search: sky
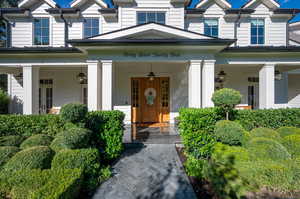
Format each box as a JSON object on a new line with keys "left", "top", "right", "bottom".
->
{"left": 54, "top": 0, "right": 300, "bottom": 22}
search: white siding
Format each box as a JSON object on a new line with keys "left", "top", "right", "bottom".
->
{"left": 11, "top": 19, "right": 33, "bottom": 47}
{"left": 8, "top": 74, "right": 24, "bottom": 114}
{"left": 69, "top": 21, "right": 83, "bottom": 39}
{"left": 288, "top": 74, "right": 300, "bottom": 108}
{"left": 52, "top": 18, "right": 65, "bottom": 47}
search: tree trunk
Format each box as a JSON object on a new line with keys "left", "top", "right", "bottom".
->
{"left": 226, "top": 111, "right": 229, "bottom": 120}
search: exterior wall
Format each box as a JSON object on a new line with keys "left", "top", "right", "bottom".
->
{"left": 113, "top": 62, "right": 188, "bottom": 123}
{"left": 288, "top": 73, "right": 300, "bottom": 107}
{"left": 8, "top": 74, "right": 24, "bottom": 114}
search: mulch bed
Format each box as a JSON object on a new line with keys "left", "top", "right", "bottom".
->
{"left": 175, "top": 146, "right": 300, "bottom": 199}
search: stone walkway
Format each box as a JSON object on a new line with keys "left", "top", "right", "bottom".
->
{"left": 93, "top": 144, "right": 197, "bottom": 199}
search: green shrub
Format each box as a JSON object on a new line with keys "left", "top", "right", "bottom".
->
{"left": 182, "top": 130, "right": 215, "bottom": 159}
{"left": 212, "top": 88, "right": 242, "bottom": 120}
{"left": 0, "top": 114, "right": 64, "bottom": 137}
{"left": 235, "top": 108, "right": 300, "bottom": 131}
{"left": 277, "top": 127, "right": 300, "bottom": 138}
{"left": 50, "top": 127, "right": 91, "bottom": 152}
{"left": 0, "top": 146, "right": 19, "bottom": 167}
{"left": 247, "top": 138, "right": 291, "bottom": 161}
{"left": 30, "top": 169, "right": 83, "bottom": 199}
{"left": 0, "top": 135, "right": 25, "bottom": 147}
{"left": 52, "top": 149, "right": 100, "bottom": 192}
{"left": 250, "top": 127, "right": 281, "bottom": 140}
{"left": 282, "top": 135, "right": 300, "bottom": 158}
{"left": 212, "top": 143, "right": 250, "bottom": 163}
{"left": 60, "top": 103, "right": 88, "bottom": 124}
{"left": 214, "top": 120, "right": 248, "bottom": 146}
{"left": 179, "top": 108, "right": 223, "bottom": 134}
{"left": 0, "top": 89, "right": 9, "bottom": 114}
{"left": 3, "top": 146, "right": 54, "bottom": 172}
{"left": 20, "top": 134, "right": 53, "bottom": 149}
{"left": 86, "top": 111, "right": 125, "bottom": 161}
{"left": 184, "top": 155, "right": 206, "bottom": 178}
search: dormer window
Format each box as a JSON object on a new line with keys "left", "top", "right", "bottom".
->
{"left": 84, "top": 18, "right": 99, "bottom": 38}
{"left": 251, "top": 19, "right": 265, "bottom": 45}
{"left": 33, "top": 18, "right": 49, "bottom": 46}
{"left": 204, "top": 19, "right": 219, "bottom": 37}
{"left": 137, "top": 12, "right": 166, "bottom": 25}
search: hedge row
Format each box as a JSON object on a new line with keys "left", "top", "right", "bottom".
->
{"left": 0, "top": 115, "right": 65, "bottom": 137}
{"left": 179, "top": 108, "right": 300, "bottom": 133}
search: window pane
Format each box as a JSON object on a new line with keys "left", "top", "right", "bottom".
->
{"left": 204, "top": 19, "right": 218, "bottom": 37}
{"left": 258, "top": 27, "right": 264, "bottom": 36}
{"left": 34, "top": 18, "right": 49, "bottom": 45}
{"left": 251, "top": 27, "right": 257, "bottom": 36}
{"left": 157, "top": 13, "right": 165, "bottom": 24}
{"left": 258, "top": 36, "right": 264, "bottom": 44}
{"left": 42, "top": 36, "right": 49, "bottom": 45}
{"left": 92, "top": 19, "right": 99, "bottom": 27}
{"left": 251, "top": 36, "right": 257, "bottom": 44}
{"left": 212, "top": 28, "right": 218, "bottom": 37}
{"left": 137, "top": 12, "right": 146, "bottom": 24}
{"left": 42, "top": 18, "right": 49, "bottom": 27}
{"left": 41, "top": 28, "right": 49, "bottom": 36}
{"left": 147, "top": 12, "right": 156, "bottom": 22}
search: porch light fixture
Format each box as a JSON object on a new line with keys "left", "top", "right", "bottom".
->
{"left": 147, "top": 64, "right": 155, "bottom": 81}
{"left": 77, "top": 72, "right": 87, "bottom": 84}
{"left": 217, "top": 70, "right": 227, "bottom": 82}
{"left": 275, "top": 70, "right": 282, "bottom": 81}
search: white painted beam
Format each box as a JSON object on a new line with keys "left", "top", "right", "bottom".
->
{"left": 102, "top": 60, "right": 113, "bottom": 111}
{"left": 88, "top": 60, "right": 101, "bottom": 111}
{"left": 188, "top": 60, "right": 202, "bottom": 108}
{"left": 202, "top": 60, "right": 215, "bottom": 108}
{"left": 23, "top": 65, "right": 39, "bottom": 115}
{"left": 259, "top": 63, "right": 275, "bottom": 109}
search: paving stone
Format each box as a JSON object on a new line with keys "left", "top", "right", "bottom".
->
{"left": 93, "top": 144, "right": 196, "bottom": 199}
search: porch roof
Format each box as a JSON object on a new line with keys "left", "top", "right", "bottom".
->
{"left": 222, "top": 46, "right": 300, "bottom": 53}
{"left": 0, "top": 47, "right": 82, "bottom": 54}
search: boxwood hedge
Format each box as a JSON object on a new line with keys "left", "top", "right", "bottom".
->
{"left": 250, "top": 127, "right": 281, "bottom": 140}
{"left": 20, "top": 134, "right": 53, "bottom": 150}
{"left": 277, "top": 127, "right": 300, "bottom": 138}
{"left": 0, "top": 146, "right": 19, "bottom": 168}
{"left": 0, "top": 135, "right": 25, "bottom": 147}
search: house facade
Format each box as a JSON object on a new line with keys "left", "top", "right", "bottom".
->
{"left": 0, "top": 0, "right": 300, "bottom": 124}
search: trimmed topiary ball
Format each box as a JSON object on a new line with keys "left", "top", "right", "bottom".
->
{"left": 0, "top": 135, "right": 25, "bottom": 147}
{"left": 250, "top": 127, "right": 281, "bottom": 140}
{"left": 277, "top": 127, "right": 300, "bottom": 138}
{"left": 212, "top": 143, "right": 250, "bottom": 162}
{"left": 282, "top": 135, "right": 300, "bottom": 158}
{"left": 50, "top": 127, "right": 92, "bottom": 152}
{"left": 3, "top": 146, "right": 54, "bottom": 172}
{"left": 51, "top": 148, "right": 101, "bottom": 192}
{"left": 60, "top": 103, "right": 88, "bottom": 124}
{"left": 20, "top": 134, "right": 53, "bottom": 149}
{"left": 247, "top": 137, "right": 291, "bottom": 161}
{"left": 214, "top": 120, "right": 248, "bottom": 146}
{"left": 0, "top": 146, "right": 19, "bottom": 167}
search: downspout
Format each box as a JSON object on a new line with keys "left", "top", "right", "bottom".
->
{"left": 286, "top": 9, "right": 297, "bottom": 46}
{"left": 234, "top": 11, "right": 242, "bottom": 47}
{"left": 59, "top": 10, "right": 68, "bottom": 47}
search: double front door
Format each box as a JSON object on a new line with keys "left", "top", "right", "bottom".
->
{"left": 39, "top": 79, "right": 53, "bottom": 114}
{"left": 131, "top": 77, "right": 170, "bottom": 124}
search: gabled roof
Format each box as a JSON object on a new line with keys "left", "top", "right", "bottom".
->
{"left": 84, "top": 23, "right": 218, "bottom": 40}
{"left": 196, "top": 0, "right": 231, "bottom": 9}
{"left": 242, "top": 0, "right": 280, "bottom": 9}
{"left": 18, "top": 0, "right": 57, "bottom": 8}
{"left": 70, "top": 0, "right": 107, "bottom": 8}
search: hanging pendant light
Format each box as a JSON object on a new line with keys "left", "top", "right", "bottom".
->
{"left": 77, "top": 68, "right": 87, "bottom": 84}
{"left": 147, "top": 64, "right": 155, "bottom": 81}
{"left": 275, "top": 70, "right": 282, "bottom": 81}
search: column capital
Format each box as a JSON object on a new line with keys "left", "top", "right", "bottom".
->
{"left": 87, "top": 60, "right": 100, "bottom": 64}
{"left": 189, "top": 60, "right": 202, "bottom": 64}
{"left": 203, "top": 60, "right": 216, "bottom": 64}
{"left": 101, "top": 60, "right": 113, "bottom": 64}
{"left": 264, "top": 63, "right": 276, "bottom": 67}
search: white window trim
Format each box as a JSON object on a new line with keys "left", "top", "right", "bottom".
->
{"left": 250, "top": 18, "right": 266, "bottom": 46}
{"left": 134, "top": 8, "right": 169, "bottom": 26}
{"left": 32, "top": 16, "right": 52, "bottom": 47}
{"left": 203, "top": 18, "right": 219, "bottom": 37}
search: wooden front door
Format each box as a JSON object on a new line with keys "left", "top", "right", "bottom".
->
{"left": 131, "top": 77, "right": 170, "bottom": 124}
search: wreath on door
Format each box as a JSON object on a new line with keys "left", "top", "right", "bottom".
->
{"left": 144, "top": 88, "right": 157, "bottom": 106}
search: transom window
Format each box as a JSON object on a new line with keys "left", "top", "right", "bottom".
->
{"left": 84, "top": 18, "right": 99, "bottom": 38}
{"left": 251, "top": 19, "right": 265, "bottom": 45}
{"left": 204, "top": 19, "right": 219, "bottom": 37}
{"left": 34, "top": 18, "right": 49, "bottom": 45}
{"left": 137, "top": 12, "right": 166, "bottom": 25}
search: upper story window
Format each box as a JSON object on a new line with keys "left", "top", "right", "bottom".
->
{"left": 251, "top": 19, "right": 265, "bottom": 45}
{"left": 204, "top": 19, "right": 219, "bottom": 37}
{"left": 84, "top": 18, "right": 99, "bottom": 38}
{"left": 137, "top": 12, "right": 166, "bottom": 25}
{"left": 34, "top": 18, "right": 49, "bottom": 46}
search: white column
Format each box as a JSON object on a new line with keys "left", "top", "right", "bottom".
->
{"left": 102, "top": 60, "right": 113, "bottom": 111}
{"left": 88, "top": 60, "right": 101, "bottom": 111}
{"left": 23, "top": 65, "right": 39, "bottom": 115}
{"left": 188, "top": 60, "right": 202, "bottom": 108}
{"left": 259, "top": 63, "right": 275, "bottom": 109}
{"left": 202, "top": 60, "right": 215, "bottom": 108}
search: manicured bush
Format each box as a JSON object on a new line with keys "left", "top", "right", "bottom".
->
{"left": 60, "top": 103, "right": 88, "bottom": 124}
{"left": 3, "top": 146, "right": 54, "bottom": 172}
{"left": 212, "top": 88, "right": 242, "bottom": 120}
{"left": 184, "top": 155, "right": 206, "bottom": 178}
{"left": 0, "top": 146, "right": 19, "bottom": 167}
{"left": 182, "top": 130, "right": 215, "bottom": 159}
{"left": 250, "top": 127, "right": 281, "bottom": 140}
{"left": 179, "top": 108, "right": 223, "bottom": 134}
{"left": 277, "top": 127, "right": 300, "bottom": 138}
{"left": 0, "top": 114, "right": 64, "bottom": 137}
{"left": 52, "top": 149, "right": 101, "bottom": 192}
{"left": 212, "top": 143, "right": 250, "bottom": 163}
{"left": 50, "top": 127, "right": 91, "bottom": 152}
{"left": 20, "top": 134, "right": 53, "bottom": 149}
{"left": 30, "top": 169, "right": 83, "bottom": 199}
{"left": 214, "top": 120, "right": 248, "bottom": 146}
{"left": 0, "top": 135, "right": 25, "bottom": 147}
{"left": 235, "top": 108, "right": 300, "bottom": 131}
{"left": 0, "top": 89, "right": 10, "bottom": 114}
{"left": 282, "top": 135, "right": 300, "bottom": 158}
{"left": 246, "top": 138, "right": 291, "bottom": 161}
{"left": 86, "top": 111, "right": 125, "bottom": 161}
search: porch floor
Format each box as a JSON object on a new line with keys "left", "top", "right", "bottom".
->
{"left": 123, "top": 124, "right": 181, "bottom": 144}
